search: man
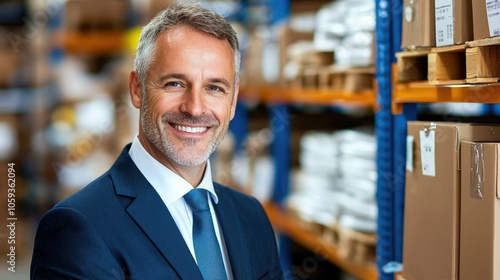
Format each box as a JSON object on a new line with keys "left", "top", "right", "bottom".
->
{"left": 31, "top": 3, "right": 283, "bottom": 279}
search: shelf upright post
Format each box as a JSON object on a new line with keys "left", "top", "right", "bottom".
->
{"left": 390, "top": 0, "right": 419, "bottom": 267}
{"left": 378, "top": 0, "right": 418, "bottom": 276}
{"left": 375, "top": 0, "right": 396, "bottom": 279}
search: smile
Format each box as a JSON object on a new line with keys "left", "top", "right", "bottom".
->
{"left": 173, "top": 124, "right": 208, "bottom": 133}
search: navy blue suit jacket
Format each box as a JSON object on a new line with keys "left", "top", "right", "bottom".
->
{"left": 31, "top": 145, "right": 283, "bottom": 279}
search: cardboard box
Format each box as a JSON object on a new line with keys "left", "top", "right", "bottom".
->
{"left": 403, "top": 121, "right": 500, "bottom": 280}
{"left": 460, "top": 141, "right": 500, "bottom": 280}
{"left": 472, "top": 0, "right": 500, "bottom": 40}
{"left": 401, "top": 0, "right": 436, "bottom": 49}
{"left": 434, "top": 0, "right": 473, "bottom": 46}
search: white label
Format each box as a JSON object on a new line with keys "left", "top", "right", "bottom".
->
{"left": 435, "top": 0, "right": 454, "bottom": 46}
{"left": 419, "top": 130, "right": 436, "bottom": 177}
{"left": 406, "top": 135, "right": 414, "bottom": 172}
{"left": 486, "top": 0, "right": 500, "bottom": 37}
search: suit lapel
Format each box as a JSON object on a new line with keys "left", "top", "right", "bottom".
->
{"left": 214, "top": 184, "right": 253, "bottom": 279}
{"left": 110, "top": 145, "right": 203, "bottom": 280}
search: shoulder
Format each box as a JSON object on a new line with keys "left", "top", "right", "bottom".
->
{"left": 56, "top": 171, "right": 115, "bottom": 211}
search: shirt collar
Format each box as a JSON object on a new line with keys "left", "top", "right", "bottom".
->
{"left": 128, "top": 136, "right": 219, "bottom": 205}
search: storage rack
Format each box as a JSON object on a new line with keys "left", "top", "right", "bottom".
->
{"left": 237, "top": 1, "right": 500, "bottom": 280}
{"left": 230, "top": 0, "right": 387, "bottom": 279}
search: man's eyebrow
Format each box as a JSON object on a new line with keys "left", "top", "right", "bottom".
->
{"left": 208, "top": 78, "right": 231, "bottom": 88}
{"left": 157, "top": 73, "right": 188, "bottom": 84}
{"left": 157, "top": 74, "right": 231, "bottom": 89}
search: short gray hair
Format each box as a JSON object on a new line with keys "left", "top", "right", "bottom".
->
{"left": 134, "top": 3, "right": 241, "bottom": 88}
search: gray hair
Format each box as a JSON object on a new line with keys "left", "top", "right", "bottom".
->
{"left": 134, "top": 2, "right": 241, "bottom": 88}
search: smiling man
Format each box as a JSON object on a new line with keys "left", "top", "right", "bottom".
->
{"left": 31, "top": 3, "right": 283, "bottom": 280}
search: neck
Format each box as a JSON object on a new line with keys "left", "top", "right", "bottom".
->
{"left": 138, "top": 133, "right": 207, "bottom": 187}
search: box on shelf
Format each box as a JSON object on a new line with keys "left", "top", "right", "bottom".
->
{"left": 460, "top": 141, "right": 500, "bottom": 280}
{"left": 434, "top": 0, "right": 473, "bottom": 47}
{"left": 472, "top": 0, "right": 500, "bottom": 40}
{"left": 401, "top": 0, "right": 436, "bottom": 49}
{"left": 64, "top": 0, "right": 130, "bottom": 30}
{"left": 403, "top": 121, "right": 500, "bottom": 280}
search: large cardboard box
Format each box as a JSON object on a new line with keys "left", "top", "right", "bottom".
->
{"left": 401, "top": 0, "right": 436, "bottom": 49}
{"left": 472, "top": 0, "right": 500, "bottom": 40}
{"left": 460, "top": 141, "right": 500, "bottom": 280}
{"left": 434, "top": 0, "right": 473, "bottom": 46}
{"left": 403, "top": 121, "right": 500, "bottom": 280}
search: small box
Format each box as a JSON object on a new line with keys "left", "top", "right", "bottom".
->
{"left": 434, "top": 0, "right": 473, "bottom": 47}
{"left": 472, "top": 0, "right": 500, "bottom": 40}
{"left": 403, "top": 121, "right": 500, "bottom": 280}
{"left": 460, "top": 141, "right": 500, "bottom": 280}
{"left": 401, "top": 0, "right": 436, "bottom": 49}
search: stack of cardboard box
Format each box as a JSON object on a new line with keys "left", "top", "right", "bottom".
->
{"left": 401, "top": 0, "right": 500, "bottom": 50}
{"left": 403, "top": 121, "right": 500, "bottom": 279}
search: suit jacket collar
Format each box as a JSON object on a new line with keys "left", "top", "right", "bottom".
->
{"left": 110, "top": 145, "right": 253, "bottom": 279}
{"left": 214, "top": 183, "right": 253, "bottom": 279}
{"left": 110, "top": 145, "right": 203, "bottom": 280}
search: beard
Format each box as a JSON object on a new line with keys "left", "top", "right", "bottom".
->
{"left": 140, "top": 94, "right": 229, "bottom": 166}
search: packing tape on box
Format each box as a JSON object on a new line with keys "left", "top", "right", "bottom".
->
{"left": 470, "top": 143, "right": 485, "bottom": 200}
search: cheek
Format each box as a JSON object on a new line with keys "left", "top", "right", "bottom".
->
{"left": 209, "top": 98, "right": 234, "bottom": 121}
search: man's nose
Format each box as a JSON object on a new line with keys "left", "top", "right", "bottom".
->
{"left": 179, "top": 88, "right": 206, "bottom": 116}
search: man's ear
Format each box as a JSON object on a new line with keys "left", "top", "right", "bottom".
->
{"left": 129, "top": 70, "right": 142, "bottom": 109}
{"left": 230, "top": 80, "right": 240, "bottom": 121}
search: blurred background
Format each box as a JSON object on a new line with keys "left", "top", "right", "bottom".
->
{"left": 0, "top": 0, "right": 414, "bottom": 279}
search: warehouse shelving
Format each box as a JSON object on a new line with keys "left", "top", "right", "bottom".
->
{"left": 236, "top": 85, "right": 377, "bottom": 279}
{"left": 264, "top": 202, "right": 378, "bottom": 280}
{"left": 231, "top": 0, "right": 383, "bottom": 278}
{"left": 383, "top": 1, "right": 500, "bottom": 280}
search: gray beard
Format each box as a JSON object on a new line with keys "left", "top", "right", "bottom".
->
{"left": 140, "top": 94, "right": 227, "bottom": 167}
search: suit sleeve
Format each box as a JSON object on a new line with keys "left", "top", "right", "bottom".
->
{"left": 30, "top": 207, "right": 124, "bottom": 280}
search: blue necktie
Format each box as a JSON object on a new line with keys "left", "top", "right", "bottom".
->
{"left": 184, "top": 189, "right": 228, "bottom": 280}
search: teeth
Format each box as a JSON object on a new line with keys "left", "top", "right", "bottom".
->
{"left": 174, "top": 125, "right": 207, "bottom": 133}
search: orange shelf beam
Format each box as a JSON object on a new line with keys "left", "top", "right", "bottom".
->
{"left": 391, "top": 63, "right": 500, "bottom": 114}
{"left": 240, "top": 86, "right": 375, "bottom": 107}
{"left": 392, "top": 82, "right": 500, "bottom": 114}
{"left": 263, "top": 203, "right": 378, "bottom": 280}
{"left": 54, "top": 30, "right": 126, "bottom": 55}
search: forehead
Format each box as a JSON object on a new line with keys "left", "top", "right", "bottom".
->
{"left": 153, "top": 25, "right": 234, "bottom": 69}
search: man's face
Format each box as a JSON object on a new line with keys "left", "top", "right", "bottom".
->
{"left": 137, "top": 25, "right": 238, "bottom": 167}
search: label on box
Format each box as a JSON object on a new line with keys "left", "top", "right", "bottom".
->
{"left": 419, "top": 130, "right": 436, "bottom": 177}
{"left": 435, "top": 0, "right": 454, "bottom": 46}
{"left": 486, "top": 0, "right": 500, "bottom": 37}
{"left": 406, "top": 135, "right": 414, "bottom": 172}
{"left": 485, "top": 0, "right": 500, "bottom": 37}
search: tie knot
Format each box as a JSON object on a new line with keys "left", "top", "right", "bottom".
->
{"left": 184, "top": 189, "right": 210, "bottom": 212}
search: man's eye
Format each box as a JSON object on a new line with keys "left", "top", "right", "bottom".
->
{"left": 166, "top": 81, "right": 181, "bottom": 87}
{"left": 208, "top": 85, "right": 222, "bottom": 92}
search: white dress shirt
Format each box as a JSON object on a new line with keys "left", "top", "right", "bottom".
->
{"left": 128, "top": 137, "right": 233, "bottom": 279}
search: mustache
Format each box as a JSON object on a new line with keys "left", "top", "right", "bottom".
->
{"left": 161, "top": 112, "right": 219, "bottom": 126}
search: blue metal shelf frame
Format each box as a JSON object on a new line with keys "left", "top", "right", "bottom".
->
{"left": 376, "top": 1, "right": 417, "bottom": 278}
{"left": 375, "top": 0, "right": 395, "bottom": 278}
